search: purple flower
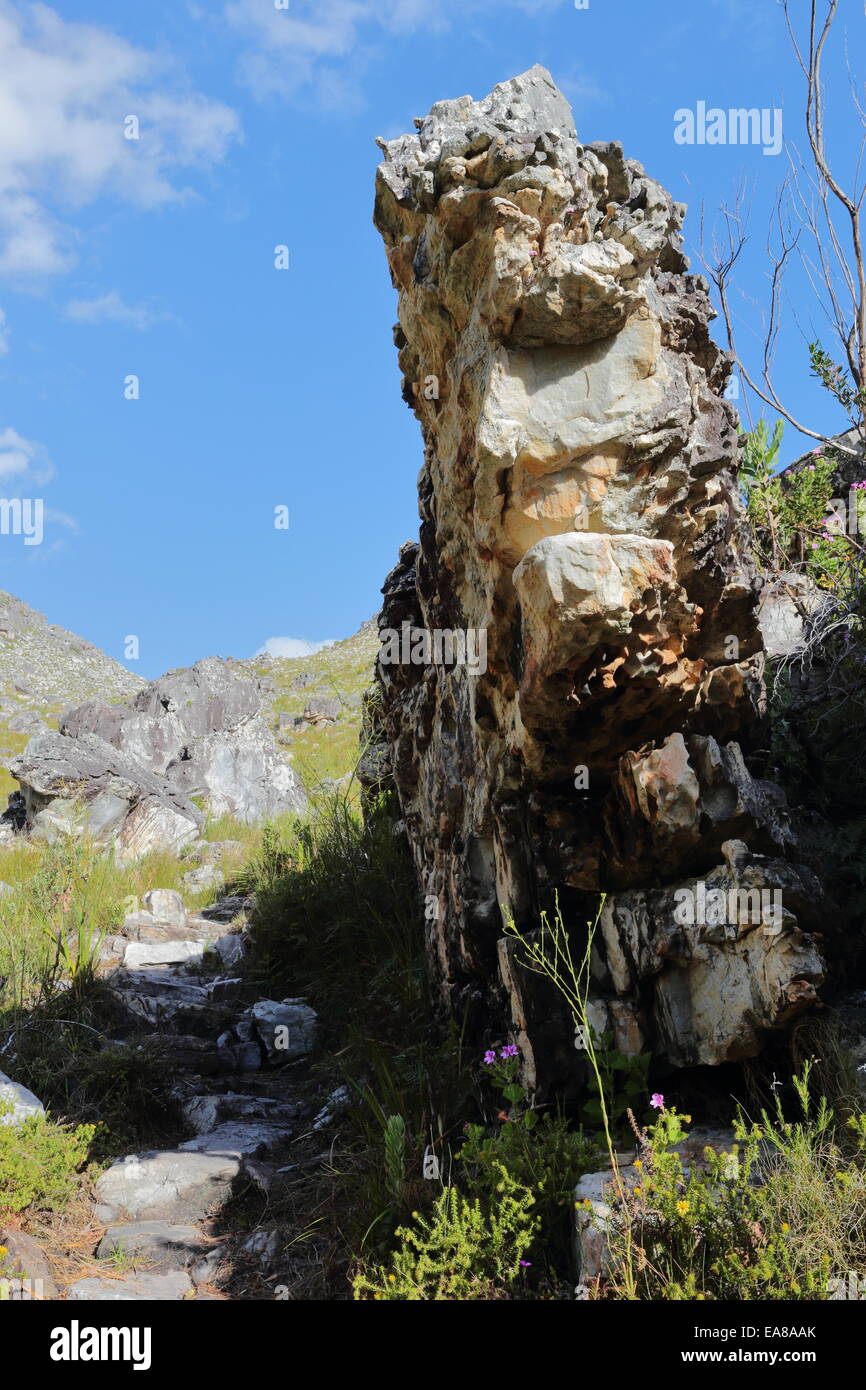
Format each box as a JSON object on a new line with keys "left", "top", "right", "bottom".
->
{"left": 500, "top": 1044, "right": 519, "bottom": 1059}
{"left": 519, "top": 1260, "right": 532, "bottom": 1267}
{"left": 650, "top": 1093, "right": 665, "bottom": 1110}
{"left": 483, "top": 1049, "right": 497, "bottom": 1066}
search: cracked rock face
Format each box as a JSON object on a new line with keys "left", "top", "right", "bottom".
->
{"left": 367, "top": 66, "right": 824, "bottom": 1077}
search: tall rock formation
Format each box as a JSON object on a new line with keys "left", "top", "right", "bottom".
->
{"left": 367, "top": 67, "right": 824, "bottom": 1083}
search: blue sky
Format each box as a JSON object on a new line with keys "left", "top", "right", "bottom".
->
{"left": 0, "top": 0, "right": 862, "bottom": 677}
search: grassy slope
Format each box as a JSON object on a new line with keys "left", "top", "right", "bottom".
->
{"left": 230, "top": 621, "right": 379, "bottom": 792}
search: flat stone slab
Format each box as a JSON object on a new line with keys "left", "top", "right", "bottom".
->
{"left": 97, "top": 1221, "right": 224, "bottom": 1281}
{"left": 67, "top": 1271, "right": 192, "bottom": 1301}
{"left": 180, "top": 1091, "right": 296, "bottom": 1135}
{"left": 178, "top": 1120, "right": 292, "bottom": 1160}
{"left": 123, "top": 940, "right": 206, "bottom": 970}
{"left": 110, "top": 970, "right": 211, "bottom": 1002}
{"left": 94, "top": 1149, "right": 241, "bottom": 1225}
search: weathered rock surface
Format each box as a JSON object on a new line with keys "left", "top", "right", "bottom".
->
{"left": 96, "top": 1221, "right": 225, "bottom": 1281}
{"left": 9, "top": 657, "right": 306, "bottom": 858}
{"left": 94, "top": 1150, "right": 242, "bottom": 1225}
{"left": 247, "top": 999, "right": 318, "bottom": 1064}
{"left": 0, "top": 1228, "right": 60, "bottom": 1299}
{"left": 366, "top": 66, "right": 825, "bottom": 1081}
{"left": 0, "top": 1069, "right": 45, "bottom": 1125}
{"left": 67, "top": 1271, "right": 193, "bottom": 1301}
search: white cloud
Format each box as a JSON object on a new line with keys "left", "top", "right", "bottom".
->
{"left": 0, "top": 1, "right": 240, "bottom": 276}
{"left": 223, "top": 0, "right": 562, "bottom": 106}
{"left": 64, "top": 290, "right": 174, "bottom": 331}
{"left": 255, "top": 636, "right": 336, "bottom": 659}
{"left": 0, "top": 307, "right": 8, "bottom": 354}
{"left": 0, "top": 425, "right": 54, "bottom": 487}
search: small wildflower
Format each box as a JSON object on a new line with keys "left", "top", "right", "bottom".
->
{"left": 650, "top": 1093, "right": 664, "bottom": 1110}
{"left": 781, "top": 1222, "right": 790, "bottom": 1232}
{"left": 388, "top": 1274, "right": 396, "bottom": 1282}
{"left": 519, "top": 1260, "right": 532, "bottom": 1267}
{"left": 500, "top": 1044, "right": 519, "bottom": 1059}
{"left": 634, "top": 1159, "right": 643, "bottom": 1169}
{"left": 633, "top": 1186, "right": 643, "bottom": 1196}
{"left": 677, "top": 1200, "right": 690, "bottom": 1215}
{"left": 483, "top": 1049, "right": 496, "bottom": 1065}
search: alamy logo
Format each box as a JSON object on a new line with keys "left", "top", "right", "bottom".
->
{"left": 827, "top": 1272, "right": 866, "bottom": 1300}
{"left": 50, "top": 1321, "right": 152, "bottom": 1371}
{"left": 673, "top": 882, "right": 783, "bottom": 935}
{"left": 0, "top": 1276, "right": 44, "bottom": 1300}
{"left": 826, "top": 488, "right": 866, "bottom": 536}
{"left": 0, "top": 497, "right": 43, "bottom": 545}
{"left": 674, "top": 103, "right": 783, "bottom": 156}
{"left": 379, "top": 622, "right": 487, "bottom": 676}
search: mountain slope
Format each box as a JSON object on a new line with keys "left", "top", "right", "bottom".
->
{"left": 0, "top": 592, "right": 146, "bottom": 799}
{"left": 0, "top": 592, "right": 380, "bottom": 804}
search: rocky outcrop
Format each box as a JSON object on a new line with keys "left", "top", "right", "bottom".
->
{"left": 366, "top": 66, "right": 825, "bottom": 1080}
{"left": 9, "top": 657, "right": 306, "bottom": 858}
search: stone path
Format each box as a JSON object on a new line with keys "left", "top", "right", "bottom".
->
{"left": 49, "top": 888, "right": 321, "bottom": 1301}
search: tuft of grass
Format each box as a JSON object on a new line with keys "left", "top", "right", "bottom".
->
{"left": 242, "top": 792, "right": 424, "bottom": 1039}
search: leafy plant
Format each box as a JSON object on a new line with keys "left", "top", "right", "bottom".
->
{"left": 599, "top": 1065, "right": 866, "bottom": 1301}
{"left": 383, "top": 1114, "right": 407, "bottom": 1204}
{"left": 0, "top": 1101, "right": 94, "bottom": 1213}
{"left": 353, "top": 1163, "right": 538, "bottom": 1300}
{"left": 580, "top": 1028, "right": 651, "bottom": 1132}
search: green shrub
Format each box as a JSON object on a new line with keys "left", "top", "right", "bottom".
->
{"left": 459, "top": 1043, "right": 598, "bottom": 1279}
{"left": 0, "top": 1102, "right": 94, "bottom": 1213}
{"left": 353, "top": 1163, "right": 538, "bottom": 1300}
{"left": 244, "top": 792, "right": 424, "bottom": 1041}
{"left": 602, "top": 1067, "right": 866, "bottom": 1300}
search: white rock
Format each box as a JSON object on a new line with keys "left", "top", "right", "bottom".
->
{"left": 67, "top": 1272, "right": 192, "bottom": 1301}
{"left": 0, "top": 1071, "right": 45, "bottom": 1126}
{"left": 249, "top": 999, "right": 318, "bottom": 1064}
{"left": 94, "top": 1150, "right": 241, "bottom": 1225}
{"left": 142, "top": 888, "right": 187, "bottom": 927}
{"left": 123, "top": 940, "right": 205, "bottom": 970}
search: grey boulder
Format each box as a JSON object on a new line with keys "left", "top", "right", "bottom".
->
{"left": 94, "top": 1149, "right": 241, "bottom": 1225}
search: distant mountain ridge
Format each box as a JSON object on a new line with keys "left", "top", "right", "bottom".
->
{"left": 0, "top": 592, "right": 379, "bottom": 801}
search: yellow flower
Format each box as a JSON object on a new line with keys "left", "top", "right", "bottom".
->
{"left": 683, "top": 1115, "right": 692, "bottom": 1124}
{"left": 677, "top": 1200, "right": 690, "bottom": 1215}
{"left": 781, "top": 1223, "right": 790, "bottom": 1233}
{"left": 633, "top": 1186, "right": 643, "bottom": 1196}
{"left": 634, "top": 1159, "right": 643, "bottom": 1169}
{"left": 388, "top": 1274, "right": 396, "bottom": 1282}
